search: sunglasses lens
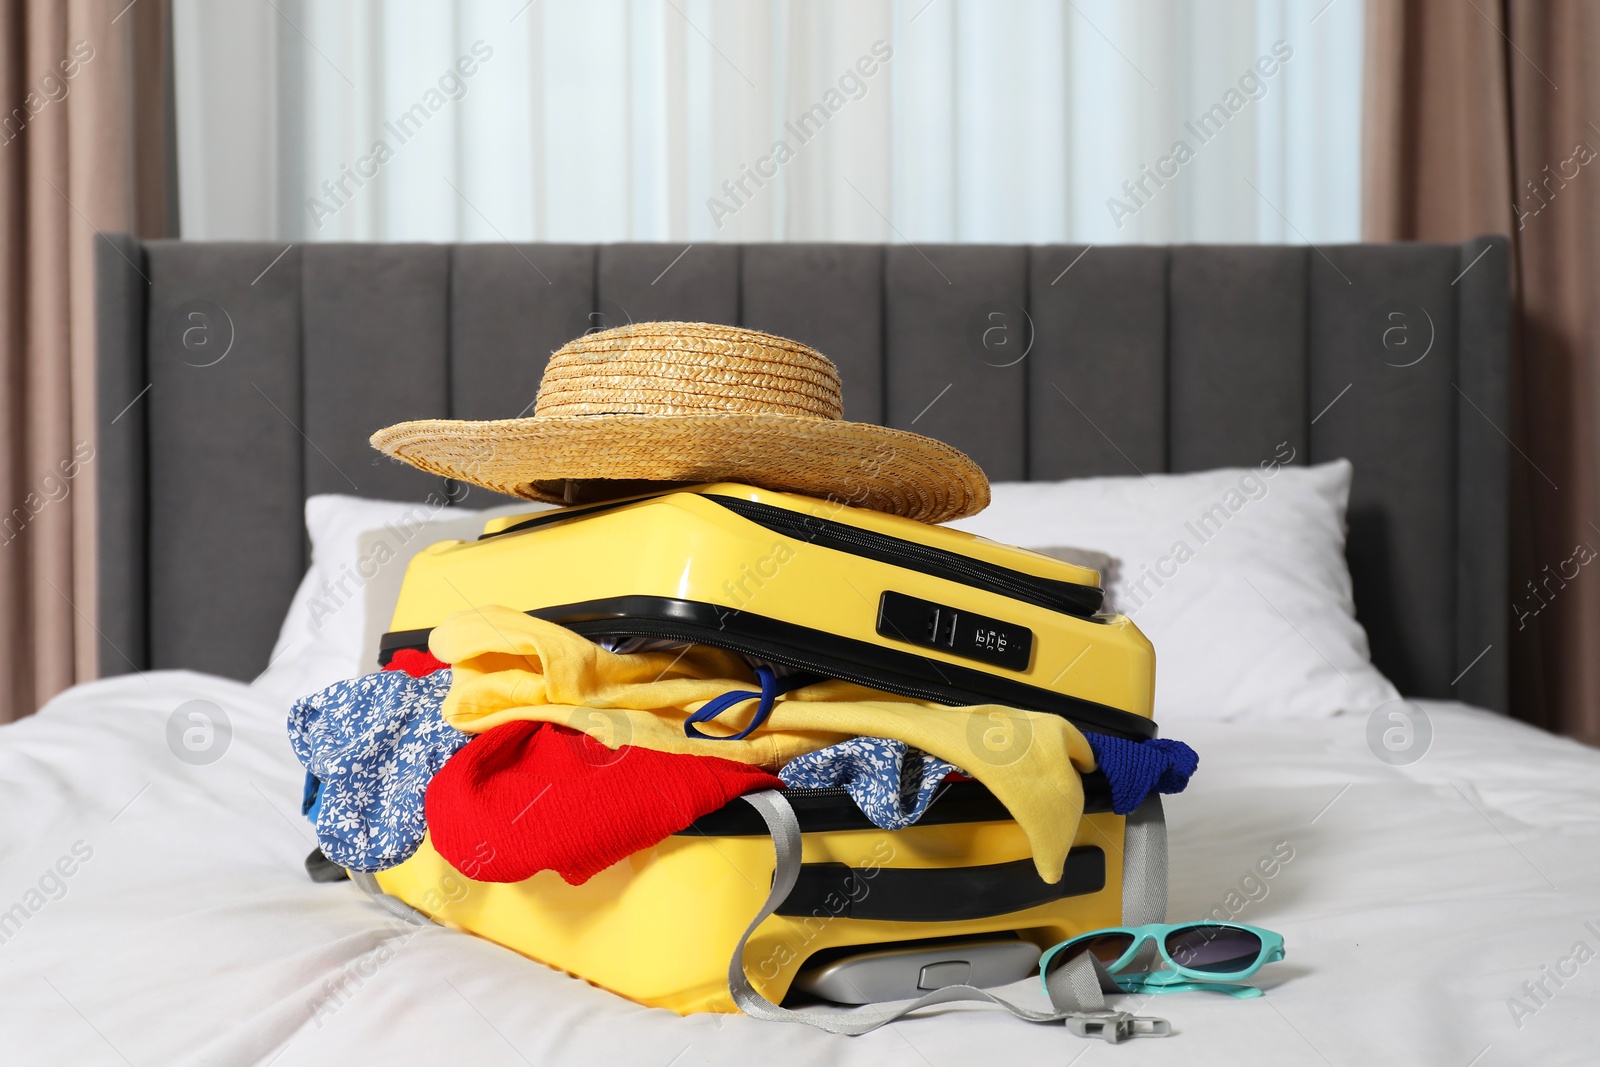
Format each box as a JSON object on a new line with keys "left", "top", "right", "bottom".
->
{"left": 1051, "top": 932, "right": 1136, "bottom": 971}
{"left": 1164, "top": 925, "right": 1263, "bottom": 973}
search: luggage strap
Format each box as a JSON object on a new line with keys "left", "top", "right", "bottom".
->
{"left": 727, "top": 790, "right": 1171, "bottom": 1040}
{"left": 347, "top": 791, "right": 1171, "bottom": 1040}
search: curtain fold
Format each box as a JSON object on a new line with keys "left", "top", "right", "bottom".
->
{"left": 173, "top": 0, "right": 1367, "bottom": 245}
{"left": 1363, "top": 0, "right": 1600, "bottom": 742}
{"left": 0, "top": 0, "right": 172, "bottom": 722}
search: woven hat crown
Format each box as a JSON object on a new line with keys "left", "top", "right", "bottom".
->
{"left": 535, "top": 321, "right": 844, "bottom": 420}
{"left": 370, "top": 319, "right": 991, "bottom": 523}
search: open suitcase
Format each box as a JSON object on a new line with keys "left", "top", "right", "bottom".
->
{"left": 362, "top": 483, "right": 1163, "bottom": 1014}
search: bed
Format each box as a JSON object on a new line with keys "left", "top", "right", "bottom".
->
{"left": 7, "top": 235, "right": 1594, "bottom": 1064}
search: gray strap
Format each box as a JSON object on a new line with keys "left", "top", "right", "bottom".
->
{"left": 1122, "top": 794, "right": 1168, "bottom": 927}
{"left": 350, "top": 870, "right": 435, "bottom": 926}
{"left": 729, "top": 790, "right": 1170, "bottom": 1041}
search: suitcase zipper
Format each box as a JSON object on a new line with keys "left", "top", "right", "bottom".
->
{"left": 705, "top": 495, "right": 1103, "bottom": 618}
{"left": 680, "top": 776, "right": 1115, "bottom": 836}
{"left": 381, "top": 594, "right": 1157, "bottom": 739}
{"left": 482, "top": 491, "right": 1102, "bottom": 618}
{"left": 550, "top": 609, "right": 1154, "bottom": 739}
{"left": 481, "top": 493, "right": 670, "bottom": 540}
{"left": 784, "top": 786, "right": 853, "bottom": 799}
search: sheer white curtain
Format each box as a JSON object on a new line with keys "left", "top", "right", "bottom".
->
{"left": 173, "top": 0, "right": 1363, "bottom": 244}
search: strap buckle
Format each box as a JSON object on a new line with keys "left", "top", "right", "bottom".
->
{"left": 1064, "top": 1011, "right": 1172, "bottom": 1043}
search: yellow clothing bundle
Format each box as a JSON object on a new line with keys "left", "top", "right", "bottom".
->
{"left": 431, "top": 604, "right": 1095, "bottom": 882}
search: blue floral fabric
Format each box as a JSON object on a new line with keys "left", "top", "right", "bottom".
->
{"left": 288, "top": 669, "right": 469, "bottom": 872}
{"left": 779, "top": 737, "right": 960, "bottom": 830}
{"left": 779, "top": 732, "right": 1200, "bottom": 828}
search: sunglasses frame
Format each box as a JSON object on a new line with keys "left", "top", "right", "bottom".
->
{"left": 1039, "top": 922, "right": 1285, "bottom": 988}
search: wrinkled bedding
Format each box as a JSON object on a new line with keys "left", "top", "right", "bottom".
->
{"left": 0, "top": 671, "right": 1595, "bottom": 1065}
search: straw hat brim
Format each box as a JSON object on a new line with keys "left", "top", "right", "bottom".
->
{"left": 370, "top": 413, "right": 990, "bottom": 524}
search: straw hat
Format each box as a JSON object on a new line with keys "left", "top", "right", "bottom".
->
{"left": 369, "top": 321, "right": 989, "bottom": 524}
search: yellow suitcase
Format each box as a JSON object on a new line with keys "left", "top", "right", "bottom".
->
{"left": 363, "top": 483, "right": 1162, "bottom": 1014}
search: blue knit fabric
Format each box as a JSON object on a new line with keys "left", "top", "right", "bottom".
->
{"left": 1084, "top": 733, "right": 1200, "bottom": 815}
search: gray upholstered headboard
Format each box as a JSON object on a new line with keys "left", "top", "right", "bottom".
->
{"left": 94, "top": 236, "right": 1510, "bottom": 713}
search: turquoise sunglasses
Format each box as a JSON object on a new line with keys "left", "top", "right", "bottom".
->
{"left": 1040, "top": 922, "right": 1285, "bottom": 999}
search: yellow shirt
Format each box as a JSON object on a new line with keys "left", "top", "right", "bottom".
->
{"left": 432, "top": 605, "right": 1095, "bottom": 882}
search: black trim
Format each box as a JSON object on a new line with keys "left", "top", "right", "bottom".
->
{"left": 705, "top": 494, "right": 1103, "bottom": 618}
{"left": 479, "top": 493, "right": 670, "bottom": 540}
{"left": 679, "top": 776, "right": 1112, "bottom": 836}
{"left": 378, "top": 595, "right": 1155, "bottom": 739}
{"left": 482, "top": 492, "right": 1105, "bottom": 623}
{"left": 775, "top": 848, "right": 1106, "bottom": 922}
{"left": 380, "top": 627, "right": 434, "bottom": 658}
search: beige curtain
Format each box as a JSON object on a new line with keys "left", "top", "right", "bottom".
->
{"left": 1365, "top": 0, "right": 1600, "bottom": 742}
{"left": 0, "top": 0, "right": 172, "bottom": 723}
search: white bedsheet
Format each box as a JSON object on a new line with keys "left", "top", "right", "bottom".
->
{"left": 1, "top": 672, "right": 1596, "bottom": 1065}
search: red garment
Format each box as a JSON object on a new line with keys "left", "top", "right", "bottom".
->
{"left": 425, "top": 720, "right": 781, "bottom": 886}
{"left": 384, "top": 648, "right": 450, "bottom": 677}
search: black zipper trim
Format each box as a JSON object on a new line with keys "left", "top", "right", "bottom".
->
{"left": 479, "top": 492, "right": 1102, "bottom": 619}
{"left": 704, "top": 494, "right": 1103, "bottom": 618}
{"left": 774, "top": 848, "right": 1107, "bottom": 922}
{"left": 380, "top": 595, "right": 1155, "bottom": 740}
{"left": 478, "top": 493, "right": 671, "bottom": 540}
{"left": 682, "top": 775, "right": 1114, "bottom": 836}
{"left": 784, "top": 786, "right": 853, "bottom": 799}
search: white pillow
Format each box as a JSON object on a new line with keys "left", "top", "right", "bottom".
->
{"left": 252, "top": 493, "right": 546, "bottom": 703}
{"left": 947, "top": 459, "right": 1399, "bottom": 723}
{"left": 1031, "top": 547, "right": 1121, "bottom": 613}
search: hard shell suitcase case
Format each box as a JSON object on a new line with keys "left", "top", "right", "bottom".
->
{"left": 378, "top": 483, "right": 1155, "bottom": 739}
{"left": 366, "top": 483, "right": 1162, "bottom": 1013}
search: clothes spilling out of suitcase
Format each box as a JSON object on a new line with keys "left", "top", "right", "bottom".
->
{"left": 287, "top": 480, "right": 1198, "bottom": 1018}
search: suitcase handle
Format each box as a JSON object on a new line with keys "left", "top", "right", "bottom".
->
{"left": 775, "top": 849, "right": 1106, "bottom": 923}
{"left": 726, "top": 790, "right": 1171, "bottom": 1039}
